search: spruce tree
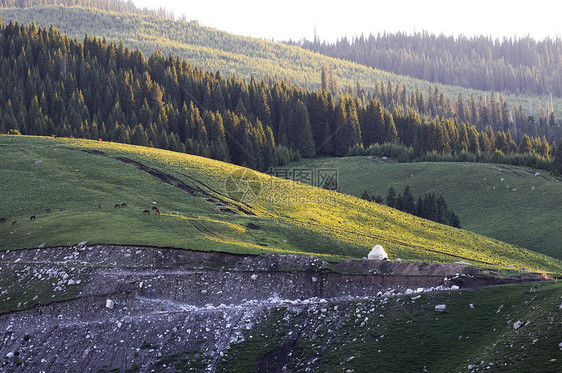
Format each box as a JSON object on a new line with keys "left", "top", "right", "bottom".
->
{"left": 385, "top": 112, "right": 399, "bottom": 144}
{"left": 552, "top": 139, "right": 562, "bottom": 174}
{"left": 401, "top": 186, "right": 416, "bottom": 215}
{"left": 518, "top": 134, "right": 533, "bottom": 154}
{"left": 386, "top": 186, "right": 397, "bottom": 208}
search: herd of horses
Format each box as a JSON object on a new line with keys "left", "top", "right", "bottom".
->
{"left": 0, "top": 204, "right": 162, "bottom": 227}
{"left": 0, "top": 208, "right": 51, "bottom": 226}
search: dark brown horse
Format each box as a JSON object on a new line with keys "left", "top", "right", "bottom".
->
{"left": 120, "top": 203, "right": 127, "bottom": 208}
{"left": 11, "top": 221, "right": 17, "bottom": 226}
{"left": 0, "top": 217, "right": 5, "bottom": 223}
{"left": 152, "top": 206, "right": 161, "bottom": 215}
{"left": 30, "top": 215, "right": 36, "bottom": 221}
{"left": 143, "top": 210, "right": 150, "bottom": 214}
{"left": 45, "top": 208, "right": 51, "bottom": 213}
{"left": 115, "top": 204, "right": 120, "bottom": 209}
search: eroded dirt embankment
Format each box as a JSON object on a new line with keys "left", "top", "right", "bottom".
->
{"left": 0, "top": 245, "right": 546, "bottom": 372}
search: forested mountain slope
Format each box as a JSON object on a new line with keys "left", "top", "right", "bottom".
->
{"left": 2, "top": 1, "right": 562, "bottom": 124}
{"left": 297, "top": 32, "right": 562, "bottom": 97}
{"left": 1, "top": 19, "right": 561, "bottom": 174}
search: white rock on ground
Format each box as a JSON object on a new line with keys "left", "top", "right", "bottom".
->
{"left": 513, "top": 320, "right": 524, "bottom": 330}
{"left": 368, "top": 245, "right": 388, "bottom": 260}
{"left": 435, "top": 304, "right": 446, "bottom": 312}
{"left": 105, "top": 299, "right": 115, "bottom": 309}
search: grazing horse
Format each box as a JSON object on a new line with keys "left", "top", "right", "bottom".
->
{"left": 30, "top": 215, "right": 36, "bottom": 221}
{"left": 11, "top": 221, "right": 17, "bottom": 226}
{"left": 0, "top": 217, "right": 5, "bottom": 223}
{"left": 152, "top": 206, "right": 161, "bottom": 215}
{"left": 98, "top": 204, "right": 101, "bottom": 209}
{"left": 120, "top": 203, "right": 127, "bottom": 208}
{"left": 45, "top": 208, "right": 51, "bottom": 213}
{"left": 114, "top": 204, "right": 121, "bottom": 209}
{"left": 143, "top": 210, "right": 151, "bottom": 214}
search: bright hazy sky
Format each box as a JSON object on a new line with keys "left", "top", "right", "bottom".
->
{"left": 131, "top": 0, "right": 560, "bottom": 42}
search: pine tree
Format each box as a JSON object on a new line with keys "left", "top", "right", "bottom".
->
{"left": 552, "top": 139, "right": 562, "bottom": 173}
{"left": 518, "top": 134, "right": 533, "bottom": 154}
{"left": 384, "top": 112, "right": 399, "bottom": 144}
{"left": 361, "top": 190, "right": 371, "bottom": 201}
{"left": 131, "top": 123, "right": 149, "bottom": 146}
{"left": 386, "top": 186, "right": 397, "bottom": 208}
{"left": 468, "top": 126, "right": 481, "bottom": 155}
{"left": 321, "top": 66, "right": 329, "bottom": 92}
{"left": 362, "top": 100, "right": 385, "bottom": 146}
{"left": 456, "top": 92, "right": 465, "bottom": 121}
{"left": 291, "top": 101, "right": 315, "bottom": 158}
{"left": 401, "top": 186, "right": 416, "bottom": 215}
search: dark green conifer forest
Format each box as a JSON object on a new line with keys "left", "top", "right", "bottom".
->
{"left": 0, "top": 5, "right": 561, "bottom": 172}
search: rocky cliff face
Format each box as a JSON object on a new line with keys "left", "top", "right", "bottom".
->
{"left": 0, "top": 245, "right": 544, "bottom": 372}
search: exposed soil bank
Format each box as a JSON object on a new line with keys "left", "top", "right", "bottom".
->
{"left": 0, "top": 245, "right": 548, "bottom": 372}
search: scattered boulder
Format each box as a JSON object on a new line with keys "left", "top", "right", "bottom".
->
{"left": 311, "top": 276, "right": 318, "bottom": 283}
{"left": 6, "top": 352, "right": 14, "bottom": 358}
{"left": 513, "top": 320, "right": 524, "bottom": 330}
{"left": 454, "top": 261, "right": 469, "bottom": 265}
{"left": 469, "top": 304, "right": 474, "bottom": 309}
{"left": 105, "top": 299, "right": 115, "bottom": 310}
{"left": 250, "top": 274, "right": 258, "bottom": 281}
{"left": 368, "top": 245, "right": 388, "bottom": 261}
{"left": 435, "top": 304, "right": 446, "bottom": 312}
{"left": 450, "top": 285, "right": 460, "bottom": 290}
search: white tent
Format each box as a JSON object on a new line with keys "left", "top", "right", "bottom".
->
{"left": 368, "top": 245, "right": 388, "bottom": 260}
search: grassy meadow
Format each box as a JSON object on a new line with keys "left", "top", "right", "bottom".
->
{"left": 292, "top": 157, "right": 562, "bottom": 260}
{"left": 0, "top": 135, "right": 561, "bottom": 275}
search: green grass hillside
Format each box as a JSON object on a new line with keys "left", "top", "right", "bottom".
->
{"left": 292, "top": 157, "right": 562, "bottom": 259}
{"left": 1, "top": 135, "right": 561, "bottom": 275}
{"left": 1, "top": 6, "right": 561, "bottom": 114}
{"left": 220, "top": 281, "right": 562, "bottom": 372}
